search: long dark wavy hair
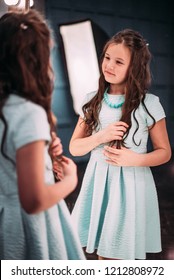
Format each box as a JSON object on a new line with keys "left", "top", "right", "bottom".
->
{"left": 82, "top": 29, "right": 155, "bottom": 148}
{"left": 0, "top": 9, "right": 55, "bottom": 163}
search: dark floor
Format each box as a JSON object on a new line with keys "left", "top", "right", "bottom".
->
{"left": 65, "top": 155, "right": 174, "bottom": 260}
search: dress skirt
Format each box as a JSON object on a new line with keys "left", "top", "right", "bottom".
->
{"left": 0, "top": 195, "right": 86, "bottom": 260}
{"left": 72, "top": 148, "right": 162, "bottom": 260}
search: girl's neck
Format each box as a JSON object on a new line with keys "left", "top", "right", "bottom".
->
{"left": 108, "top": 85, "right": 125, "bottom": 95}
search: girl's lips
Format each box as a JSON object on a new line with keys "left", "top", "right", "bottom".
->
{"left": 104, "top": 70, "right": 115, "bottom": 76}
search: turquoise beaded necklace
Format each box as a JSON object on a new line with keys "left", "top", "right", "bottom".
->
{"left": 103, "top": 89, "right": 124, "bottom": 109}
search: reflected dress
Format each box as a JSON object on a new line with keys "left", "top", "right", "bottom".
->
{"left": 72, "top": 91, "right": 165, "bottom": 259}
{"left": 0, "top": 94, "right": 85, "bottom": 260}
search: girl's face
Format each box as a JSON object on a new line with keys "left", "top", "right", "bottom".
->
{"left": 102, "top": 43, "right": 131, "bottom": 92}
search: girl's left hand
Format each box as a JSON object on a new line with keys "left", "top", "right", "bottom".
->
{"left": 52, "top": 160, "right": 64, "bottom": 180}
{"left": 50, "top": 132, "right": 63, "bottom": 158}
{"left": 50, "top": 132, "right": 64, "bottom": 179}
{"left": 103, "top": 146, "right": 140, "bottom": 166}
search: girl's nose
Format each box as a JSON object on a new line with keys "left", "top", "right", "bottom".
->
{"left": 107, "top": 62, "right": 114, "bottom": 70}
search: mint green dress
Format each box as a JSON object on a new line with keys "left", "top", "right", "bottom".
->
{"left": 0, "top": 94, "right": 85, "bottom": 260}
{"left": 72, "top": 92, "right": 165, "bottom": 259}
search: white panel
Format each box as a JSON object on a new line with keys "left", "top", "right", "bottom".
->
{"left": 60, "top": 20, "right": 99, "bottom": 114}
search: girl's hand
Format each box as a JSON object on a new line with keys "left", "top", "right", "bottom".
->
{"left": 98, "top": 121, "right": 128, "bottom": 144}
{"left": 103, "top": 146, "right": 141, "bottom": 166}
{"left": 53, "top": 160, "right": 64, "bottom": 180}
{"left": 50, "top": 132, "right": 63, "bottom": 158}
{"left": 53, "top": 156, "right": 78, "bottom": 186}
{"left": 59, "top": 156, "right": 78, "bottom": 186}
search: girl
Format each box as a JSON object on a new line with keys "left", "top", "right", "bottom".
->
{"left": 0, "top": 9, "right": 85, "bottom": 260}
{"left": 69, "top": 29, "right": 171, "bottom": 260}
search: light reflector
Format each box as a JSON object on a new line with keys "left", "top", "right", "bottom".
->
{"left": 60, "top": 20, "right": 100, "bottom": 114}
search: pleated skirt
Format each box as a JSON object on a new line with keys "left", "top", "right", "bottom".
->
{"left": 72, "top": 149, "right": 162, "bottom": 259}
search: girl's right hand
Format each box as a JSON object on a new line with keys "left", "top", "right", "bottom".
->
{"left": 54, "top": 156, "right": 78, "bottom": 190}
{"left": 97, "top": 121, "right": 129, "bottom": 144}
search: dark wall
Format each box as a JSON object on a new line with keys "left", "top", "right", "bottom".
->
{"left": 43, "top": 0, "right": 174, "bottom": 161}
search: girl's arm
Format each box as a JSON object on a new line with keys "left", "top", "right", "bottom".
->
{"left": 16, "top": 141, "right": 77, "bottom": 214}
{"left": 69, "top": 116, "right": 128, "bottom": 156}
{"left": 103, "top": 118, "right": 171, "bottom": 167}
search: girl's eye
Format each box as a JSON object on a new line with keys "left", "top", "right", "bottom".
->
{"left": 104, "top": 56, "right": 110, "bottom": 60}
{"left": 116, "top": 60, "right": 123, "bottom": 65}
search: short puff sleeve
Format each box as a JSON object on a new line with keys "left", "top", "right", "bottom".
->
{"left": 144, "top": 94, "right": 166, "bottom": 127}
{"left": 78, "top": 91, "right": 97, "bottom": 118}
{"left": 12, "top": 103, "right": 51, "bottom": 150}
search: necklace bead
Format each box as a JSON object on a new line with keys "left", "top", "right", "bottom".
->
{"left": 103, "top": 92, "right": 124, "bottom": 109}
